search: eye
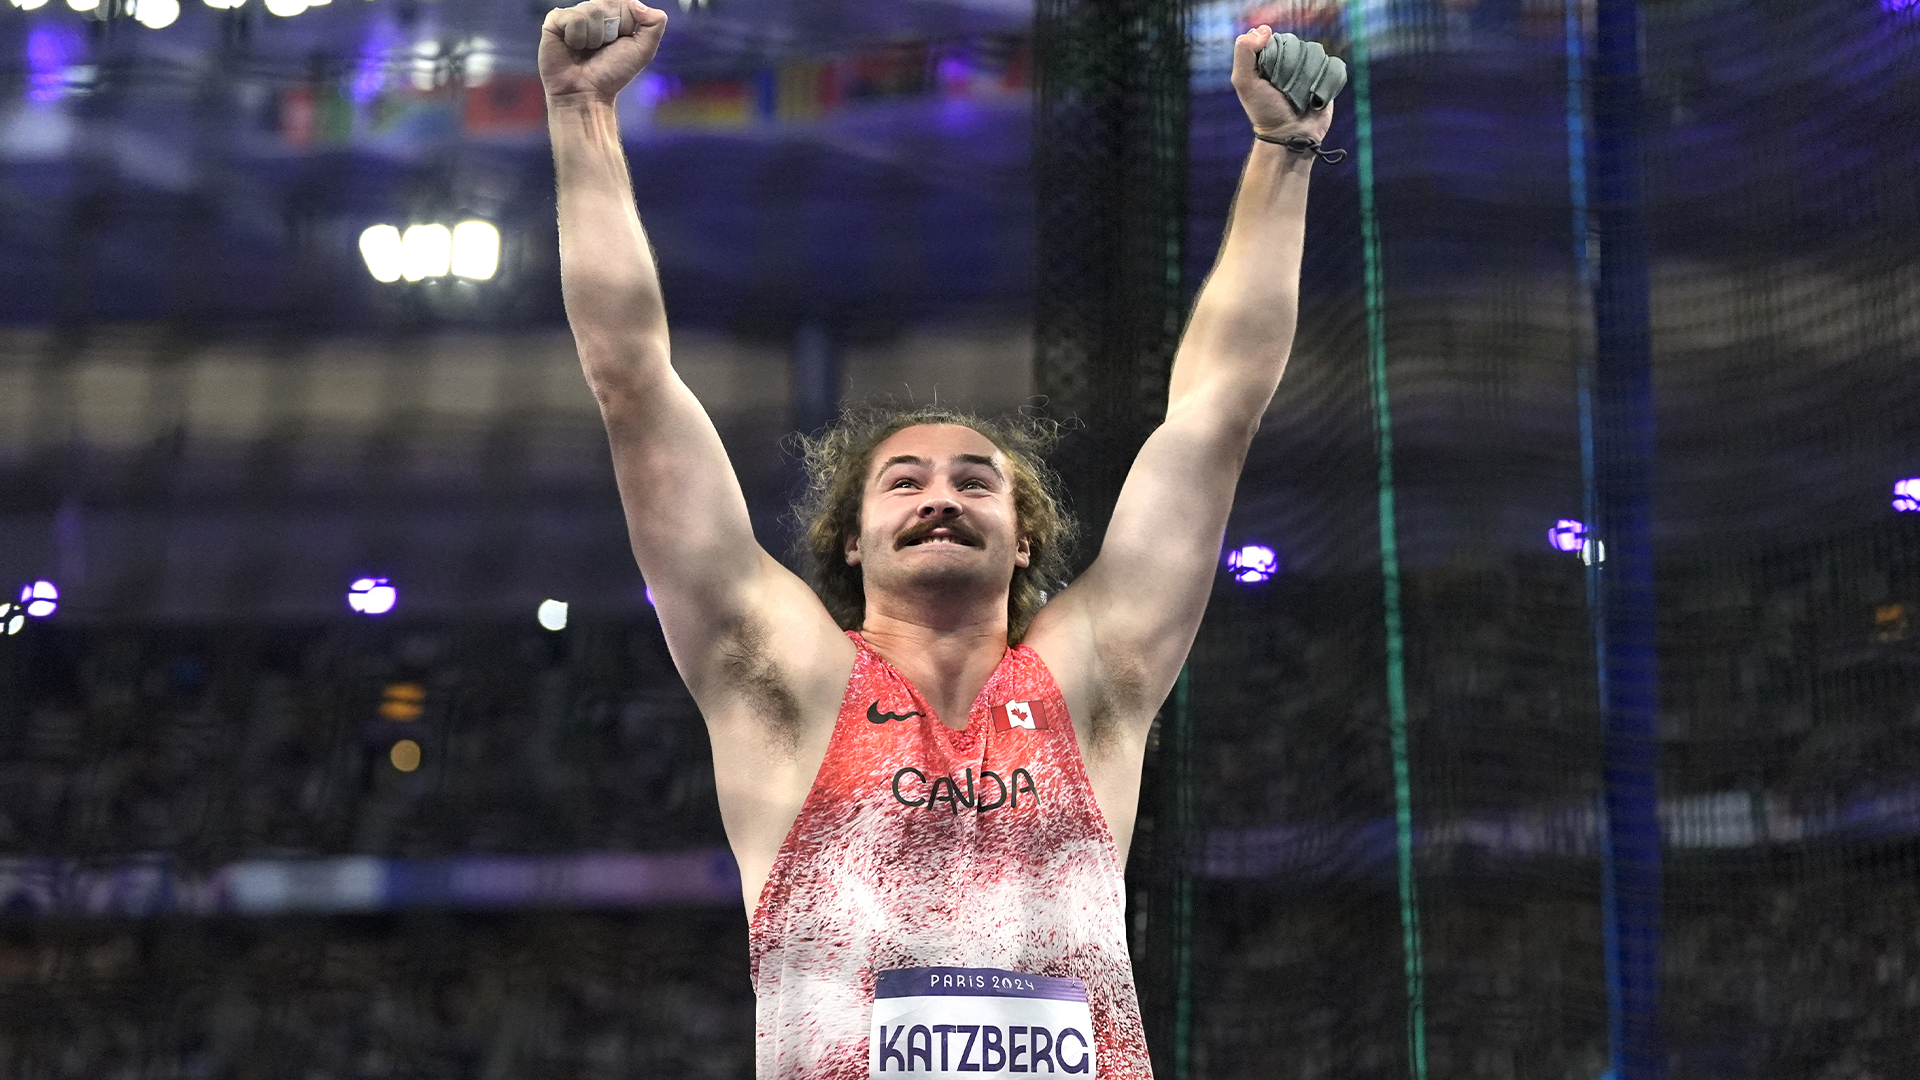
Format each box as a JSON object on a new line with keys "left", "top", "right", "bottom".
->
{"left": 960, "top": 479, "right": 988, "bottom": 491}
{"left": 890, "top": 477, "right": 918, "bottom": 489}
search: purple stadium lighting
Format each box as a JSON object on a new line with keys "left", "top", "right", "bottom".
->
{"left": 1885, "top": 0, "right": 1919, "bottom": 13}
{"left": 1894, "top": 478, "right": 1920, "bottom": 513}
{"left": 352, "top": 52, "right": 387, "bottom": 104}
{"left": 347, "top": 577, "right": 398, "bottom": 616}
{"left": 27, "top": 24, "right": 79, "bottom": 104}
{"left": 936, "top": 52, "right": 972, "bottom": 93}
{"left": 1548, "top": 519, "right": 1587, "bottom": 553}
{"left": 631, "top": 71, "right": 672, "bottom": 113}
{"left": 1226, "top": 544, "right": 1279, "bottom": 584}
{"left": 19, "top": 581, "right": 58, "bottom": 618}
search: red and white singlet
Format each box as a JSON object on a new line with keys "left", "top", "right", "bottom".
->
{"left": 748, "top": 632, "right": 1153, "bottom": 1079}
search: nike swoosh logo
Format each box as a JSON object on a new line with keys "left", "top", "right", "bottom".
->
{"left": 867, "top": 701, "right": 926, "bottom": 725}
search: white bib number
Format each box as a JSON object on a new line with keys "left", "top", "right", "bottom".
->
{"left": 870, "top": 966, "right": 1095, "bottom": 1078}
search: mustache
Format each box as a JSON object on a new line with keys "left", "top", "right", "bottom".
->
{"left": 896, "top": 518, "right": 983, "bottom": 549}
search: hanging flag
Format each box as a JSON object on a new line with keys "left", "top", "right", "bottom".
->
{"left": 655, "top": 78, "right": 753, "bottom": 128}
{"left": 280, "top": 83, "right": 354, "bottom": 148}
{"left": 281, "top": 85, "right": 316, "bottom": 147}
{"left": 464, "top": 73, "right": 547, "bottom": 134}
{"left": 368, "top": 87, "right": 460, "bottom": 145}
{"left": 776, "top": 60, "right": 839, "bottom": 120}
{"left": 842, "top": 39, "right": 929, "bottom": 103}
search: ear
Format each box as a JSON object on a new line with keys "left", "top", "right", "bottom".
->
{"left": 845, "top": 532, "right": 862, "bottom": 567}
{"left": 1014, "top": 533, "right": 1031, "bottom": 569}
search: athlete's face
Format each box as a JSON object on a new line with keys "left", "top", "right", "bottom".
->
{"left": 846, "top": 424, "right": 1031, "bottom": 603}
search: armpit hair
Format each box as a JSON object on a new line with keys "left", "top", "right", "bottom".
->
{"left": 717, "top": 618, "right": 806, "bottom": 757}
{"left": 1085, "top": 647, "right": 1156, "bottom": 757}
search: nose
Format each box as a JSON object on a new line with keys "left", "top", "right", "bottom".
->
{"left": 917, "top": 491, "right": 960, "bottom": 518}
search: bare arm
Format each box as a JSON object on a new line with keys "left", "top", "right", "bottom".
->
{"left": 1030, "top": 24, "right": 1335, "bottom": 748}
{"left": 541, "top": 1, "right": 847, "bottom": 713}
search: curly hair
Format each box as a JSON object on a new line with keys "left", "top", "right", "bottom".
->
{"left": 792, "top": 405, "right": 1078, "bottom": 644}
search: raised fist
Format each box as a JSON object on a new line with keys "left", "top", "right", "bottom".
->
{"left": 1230, "top": 25, "right": 1338, "bottom": 143}
{"left": 539, "top": 0, "right": 669, "bottom": 106}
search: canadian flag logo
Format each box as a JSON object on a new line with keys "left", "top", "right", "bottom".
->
{"left": 989, "top": 699, "right": 1049, "bottom": 732}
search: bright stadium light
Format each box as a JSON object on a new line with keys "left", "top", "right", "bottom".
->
{"left": 347, "top": 577, "right": 398, "bottom": 615}
{"left": 1547, "top": 519, "right": 1605, "bottom": 564}
{"left": 359, "top": 224, "right": 404, "bottom": 283}
{"left": 21, "top": 581, "right": 58, "bottom": 618}
{"left": 1548, "top": 518, "right": 1587, "bottom": 553}
{"left": 537, "top": 599, "right": 569, "bottom": 632}
{"left": 450, "top": 220, "right": 500, "bottom": 281}
{"left": 66, "top": 0, "right": 100, "bottom": 12}
{"left": 263, "top": 0, "right": 307, "bottom": 15}
{"left": 389, "top": 738, "right": 422, "bottom": 772}
{"left": 132, "top": 0, "right": 179, "bottom": 27}
{"left": 410, "top": 38, "right": 441, "bottom": 91}
{"left": 12, "top": 0, "right": 52, "bottom": 11}
{"left": 1225, "top": 544, "right": 1279, "bottom": 584}
{"left": 461, "top": 36, "right": 496, "bottom": 86}
{"left": 2, "top": 603, "right": 23, "bottom": 636}
{"left": 400, "top": 224, "right": 452, "bottom": 282}
{"left": 1894, "top": 478, "right": 1920, "bottom": 513}
{"left": 203, "top": 0, "right": 246, "bottom": 9}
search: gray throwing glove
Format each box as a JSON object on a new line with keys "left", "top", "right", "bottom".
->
{"left": 1255, "top": 32, "right": 1347, "bottom": 114}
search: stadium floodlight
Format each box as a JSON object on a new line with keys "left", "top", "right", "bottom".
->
{"left": 461, "top": 36, "right": 497, "bottom": 87}
{"left": 400, "top": 224, "right": 452, "bottom": 282}
{"left": 203, "top": 0, "right": 247, "bottom": 8}
{"left": 347, "top": 577, "right": 398, "bottom": 615}
{"left": 410, "top": 39, "right": 441, "bottom": 91}
{"left": 133, "top": 0, "right": 179, "bottom": 27}
{"left": 389, "top": 739, "right": 422, "bottom": 772}
{"left": 1225, "top": 544, "right": 1279, "bottom": 584}
{"left": 66, "top": 0, "right": 100, "bottom": 12}
{"left": 537, "top": 599, "right": 569, "bottom": 632}
{"left": 450, "top": 220, "right": 500, "bottom": 281}
{"left": 1894, "top": 478, "right": 1920, "bottom": 513}
{"left": 359, "top": 224, "right": 404, "bottom": 283}
{"left": 12, "top": 0, "right": 52, "bottom": 11}
{"left": 21, "top": 581, "right": 58, "bottom": 618}
{"left": 2, "top": 603, "right": 22, "bottom": 636}
{"left": 1548, "top": 518, "right": 1587, "bottom": 553}
{"left": 263, "top": 0, "right": 307, "bottom": 15}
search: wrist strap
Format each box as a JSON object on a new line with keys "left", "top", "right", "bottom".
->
{"left": 1254, "top": 131, "right": 1347, "bottom": 163}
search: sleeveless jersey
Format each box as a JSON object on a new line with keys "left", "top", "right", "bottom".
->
{"left": 748, "top": 632, "right": 1152, "bottom": 1079}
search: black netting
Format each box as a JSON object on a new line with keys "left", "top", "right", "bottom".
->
{"left": 1034, "top": 0, "right": 1189, "bottom": 536}
{"left": 1160, "top": 0, "right": 1920, "bottom": 1077}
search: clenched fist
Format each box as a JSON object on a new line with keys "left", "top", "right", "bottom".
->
{"left": 539, "top": 0, "right": 669, "bottom": 107}
{"left": 1230, "top": 24, "right": 1337, "bottom": 144}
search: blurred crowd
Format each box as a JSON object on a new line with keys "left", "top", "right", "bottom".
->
{"left": 0, "top": 618, "right": 726, "bottom": 864}
{"left": 0, "top": 521, "right": 1915, "bottom": 1078}
{"left": 0, "top": 910, "right": 753, "bottom": 1080}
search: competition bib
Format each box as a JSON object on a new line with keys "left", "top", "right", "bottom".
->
{"left": 870, "top": 966, "right": 1095, "bottom": 1077}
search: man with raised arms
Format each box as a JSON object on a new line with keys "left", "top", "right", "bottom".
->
{"left": 539, "top": 3, "right": 1341, "bottom": 1076}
